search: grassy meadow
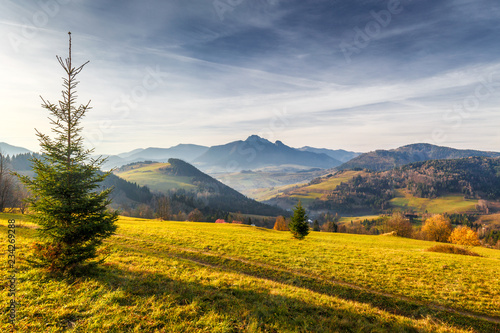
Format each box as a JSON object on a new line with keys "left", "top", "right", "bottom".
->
{"left": 1, "top": 213, "right": 500, "bottom": 332}
{"left": 114, "top": 162, "right": 196, "bottom": 192}
{"left": 389, "top": 190, "right": 478, "bottom": 214}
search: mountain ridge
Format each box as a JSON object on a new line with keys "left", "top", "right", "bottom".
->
{"left": 338, "top": 143, "right": 500, "bottom": 171}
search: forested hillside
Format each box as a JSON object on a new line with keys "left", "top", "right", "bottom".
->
{"left": 271, "top": 157, "right": 500, "bottom": 215}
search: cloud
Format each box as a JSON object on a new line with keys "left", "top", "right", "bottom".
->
{"left": 1, "top": 0, "right": 499, "bottom": 154}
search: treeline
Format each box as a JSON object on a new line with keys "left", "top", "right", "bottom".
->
{"left": 309, "top": 157, "right": 500, "bottom": 214}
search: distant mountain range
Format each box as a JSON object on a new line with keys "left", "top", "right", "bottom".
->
{"left": 101, "top": 135, "right": 356, "bottom": 172}
{"left": 192, "top": 135, "right": 343, "bottom": 172}
{"left": 0, "top": 142, "right": 31, "bottom": 156}
{"left": 337, "top": 143, "right": 500, "bottom": 171}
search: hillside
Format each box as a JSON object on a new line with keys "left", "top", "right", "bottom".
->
{"left": 2, "top": 214, "right": 499, "bottom": 332}
{"left": 193, "top": 135, "right": 342, "bottom": 172}
{"left": 338, "top": 143, "right": 500, "bottom": 171}
{"left": 269, "top": 157, "right": 500, "bottom": 215}
{"left": 0, "top": 142, "right": 31, "bottom": 156}
{"left": 114, "top": 158, "right": 285, "bottom": 216}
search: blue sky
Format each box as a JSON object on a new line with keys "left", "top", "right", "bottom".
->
{"left": 1, "top": 0, "right": 500, "bottom": 154}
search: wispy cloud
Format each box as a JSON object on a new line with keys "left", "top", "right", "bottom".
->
{"left": 1, "top": 0, "right": 499, "bottom": 154}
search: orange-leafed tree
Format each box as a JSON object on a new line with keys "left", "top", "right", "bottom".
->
{"left": 273, "top": 215, "right": 289, "bottom": 231}
{"left": 422, "top": 214, "right": 452, "bottom": 242}
{"left": 449, "top": 226, "right": 480, "bottom": 246}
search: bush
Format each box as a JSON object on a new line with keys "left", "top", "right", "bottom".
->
{"left": 448, "top": 226, "right": 480, "bottom": 246}
{"left": 425, "top": 244, "right": 481, "bottom": 257}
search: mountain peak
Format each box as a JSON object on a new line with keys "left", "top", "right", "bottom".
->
{"left": 245, "top": 135, "right": 272, "bottom": 144}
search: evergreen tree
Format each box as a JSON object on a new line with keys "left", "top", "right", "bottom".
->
{"left": 17, "top": 33, "right": 118, "bottom": 273}
{"left": 289, "top": 201, "right": 309, "bottom": 239}
{"left": 312, "top": 219, "right": 320, "bottom": 232}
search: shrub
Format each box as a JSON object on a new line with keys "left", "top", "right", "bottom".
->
{"left": 425, "top": 244, "right": 481, "bottom": 257}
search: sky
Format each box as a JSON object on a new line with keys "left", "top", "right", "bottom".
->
{"left": 1, "top": 0, "right": 500, "bottom": 155}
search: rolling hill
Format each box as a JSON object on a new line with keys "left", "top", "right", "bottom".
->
{"left": 2, "top": 213, "right": 499, "bottom": 332}
{"left": 114, "top": 158, "right": 285, "bottom": 216}
{"left": 338, "top": 143, "right": 500, "bottom": 171}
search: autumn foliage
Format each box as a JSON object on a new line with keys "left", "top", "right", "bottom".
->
{"left": 449, "top": 226, "right": 480, "bottom": 246}
{"left": 273, "top": 216, "right": 289, "bottom": 231}
{"left": 422, "top": 214, "right": 452, "bottom": 242}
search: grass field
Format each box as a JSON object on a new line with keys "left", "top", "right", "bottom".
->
{"left": 271, "top": 170, "right": 366, "bottom": 205}
{"left": 390, "top": 190, "right": 478, "bottom": 214}
{"left": 114, "top": 162, "right": 196, "bottom": 192}
{"left": 1, "top": 213, "right": 500, "bottom": 332}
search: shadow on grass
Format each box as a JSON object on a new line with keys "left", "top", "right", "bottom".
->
{"left": 85, "top": 263, "right": 424, "bottom": 333}
{"left": 156, "top": 247, "right": 500, "bottom": 333}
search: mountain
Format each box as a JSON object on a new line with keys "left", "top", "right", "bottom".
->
{"left": 114, "top": 158, "right": 285, "bottom": 216}
{"left": 338, "top": 143, "right": 500, "bottom": 171}
{"left": 299, "top": 146, "right": 360, "bottom": 163}
{"left": 102, "top": 144, "right": 209, "bottom": 169}
{"left": 193, "top": 135, "right": 342, "bottom": 172}
{"left": 269, "top": 156, "right": 500, "bottom": 215}
{"left": 0, "top": 142, "right": 31, "bottom": 156}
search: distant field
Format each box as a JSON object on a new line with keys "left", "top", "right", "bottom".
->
{"left": 2, "top": 213, "right": 499, "bottom": 332}
{"left": 390, "top": 190, "right": 478, "bottom": 214}
{"left": 114, "top": 162, "right": 196, "bottom": 192}
{"left": 271, "top": 170, "right": 366, "bottom": 204}
{"left": 338, "top": 215, "right": 381, "bottom": 224}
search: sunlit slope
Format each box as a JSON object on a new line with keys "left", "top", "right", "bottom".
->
{"left": 267, "top": 170, "right": 366, "bottom": 206}
{"left": 113, "top": 162, "right": 196, "bottom": 192}
{"left": 2, "top": 213, "right": 499, "bottom": 332}
{"left": 390, "top": 189, "right": 478, "bottom": 214}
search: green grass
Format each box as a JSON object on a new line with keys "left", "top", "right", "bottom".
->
{"left": 390, "top": 190, "right": 478, "bottom": 214}
{"left": 1, "top": 213, "right": 500, "bottom": 332}
{"left": 114, "top": 162, "right": 196, "bottom": 192}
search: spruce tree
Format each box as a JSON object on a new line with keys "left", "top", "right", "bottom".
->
{"left": 18, "top": 33, "right": 118, "bottom": 273}
{"left": 289, "top": 201, "right": 309, "bottom": 239}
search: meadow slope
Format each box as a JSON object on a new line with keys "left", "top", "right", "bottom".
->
{"left": 1, "top": 214, "right": 499, "bottom": 332}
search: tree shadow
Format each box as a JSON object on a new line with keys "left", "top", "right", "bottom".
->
{"left": 84, "top": 263, "right": 424, "bottom": 333}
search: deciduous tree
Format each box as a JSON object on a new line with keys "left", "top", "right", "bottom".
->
{"left": 387, "top": 212, "right": 413, "bottom": 238}
{"left": 273, "top": 215, "right": 288, "bottom": 231}
{"left": 422, "top": 214, "right": 452, "bottom": 242}
{"left": 449, "top": 226, "right": 480, "bottom": 246}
